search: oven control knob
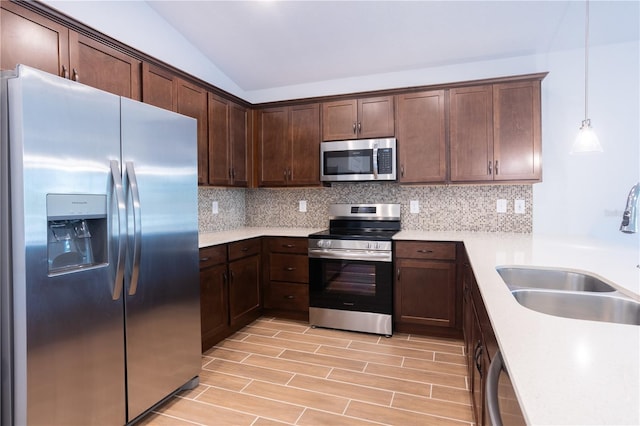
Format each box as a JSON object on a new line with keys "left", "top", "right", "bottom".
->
{"left": 317, "top": 240, "right": 331, "bottom": 248}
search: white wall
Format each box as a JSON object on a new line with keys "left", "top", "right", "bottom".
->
{"left": 42, "top": 1, "right": 640, "bottom": 250}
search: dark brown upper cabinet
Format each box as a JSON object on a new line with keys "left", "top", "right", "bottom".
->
{"left": 208, "top": 93, "right": 250, "bottom": 187}
{"left": 322, "top": 96, "right": 395, "bottom": 141}
{"left": 396, "top": 90, "right": 447, "bottom": 183}
{"left": 258, "top": 103, "right": 320, "bottom": 187}
{"left": 1, "top": 2, "right": 141, "bottom": 100}
{"left": 450, "top": 80, "right": 541, "bottom": 183}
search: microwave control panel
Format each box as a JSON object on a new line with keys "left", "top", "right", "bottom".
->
{"left": 378, "top": 148, "right": 393, "bottom": 174}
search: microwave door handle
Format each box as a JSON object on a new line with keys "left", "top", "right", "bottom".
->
{"left": 373, "top": 147, "right": 378, "bottom": 179}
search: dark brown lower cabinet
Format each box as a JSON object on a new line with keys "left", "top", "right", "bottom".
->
{"left": 199, "top": 238, "right": 261, "bottom": 352}
{"left": 462, "top": 247, "right": 498, "bottom": 426}
{"left": 393, "top": 241, "right": 461, "bottom": 338}
{"left": 262, "top": 237, "right": 309, "bottom": 321}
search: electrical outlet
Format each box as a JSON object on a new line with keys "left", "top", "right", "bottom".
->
{"left": 410, "top": 200, "right": 420, "bottom": 214}
{"left": 211, "top": 201, "right": 219, "bottom": 215}
{"left": 496, "top": 199, "right": 507, "bottom": 213}
{"left": 299, "top": 200, "right": 307, "bottom": 212}
{"left": 514, "top": 200, "right": 526, "bottom": 214}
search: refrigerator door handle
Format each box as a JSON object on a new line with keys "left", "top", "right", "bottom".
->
{"left": 125, "top": 161, "right": 142, "bottom": 296}
{"left": 110, "top": 160, "right": 126, "bottom": 300}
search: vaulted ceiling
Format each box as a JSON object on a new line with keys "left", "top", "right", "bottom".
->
{"left": 145, "top": 1, "right": 639, "bottom": 92}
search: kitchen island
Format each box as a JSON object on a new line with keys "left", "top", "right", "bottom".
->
{"left": 200, "top": 228, "right": 640, "bottom": 425}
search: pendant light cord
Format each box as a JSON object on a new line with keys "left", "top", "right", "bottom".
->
{"left": 584, "top": 0, "right": 590, "bottom": 122}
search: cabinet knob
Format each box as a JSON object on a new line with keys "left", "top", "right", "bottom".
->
{"left": 401, "top": 165, "right": 405, "bottom": 178}
{"left": 199, "top": 257, "right": 211, "bottom": 262}
{"left": 488, "top": 161, "right": 493, "bottom": 175}
{"left": 284, "top": 295, "right": 295, "bottom": 299}
{"left": 285, "top": 267, "right": 295, "bottom": 271}
{"left": 352, "top": 122, "right": 357, "bottom": 134}
{"left": 61, "top": 65, "right": 69, "bottom": 79}
{"left": 72, "top": 68, "right": 79, "bottom": 82}
{"left": 283, "top": 244, "right": 295, "bottom": 248}
{"left": 241, "top": 247, "right": 249, "bottom": 252}
{"left": 357, "top": 122, "right": 362, "bottom": 133}
{"left": 417, "top": 249, "right": 433, "bottom": 254}
{"left": 494, "top": 160, "right": 499, "bottom": 175}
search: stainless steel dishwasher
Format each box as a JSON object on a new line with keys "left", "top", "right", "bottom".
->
{"left": 486, "top": 349, "right": 527, "bottom": 426}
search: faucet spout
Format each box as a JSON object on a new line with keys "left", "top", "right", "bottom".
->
{"left": 620, "top": 182, "right": 640, "bottom": 233}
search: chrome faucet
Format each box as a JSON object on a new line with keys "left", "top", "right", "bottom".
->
{"left": 620, "top": 182, "right": 640, "bottom": 233}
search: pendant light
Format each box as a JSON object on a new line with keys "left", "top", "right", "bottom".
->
{"left": 571, "top": 0, "right": 603, "bottom": 154}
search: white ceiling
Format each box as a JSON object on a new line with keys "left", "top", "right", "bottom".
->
{"left": 144, "top": 0, "right": 639, "bottom": 93}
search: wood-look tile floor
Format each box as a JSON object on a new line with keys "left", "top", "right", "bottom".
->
{"left": 139, "top": 317, "right": 474, "bottom": 426}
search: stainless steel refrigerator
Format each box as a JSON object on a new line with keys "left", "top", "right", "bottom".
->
{"left": 1, "top": 65, "right": 201, "bottom": 425}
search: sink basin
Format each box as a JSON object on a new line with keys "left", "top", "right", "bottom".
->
{"left": 511, "top": 289, "right": 640, "bottom": 326}
{"left": 496, "top": 267, "right": 617, "bottom": 292}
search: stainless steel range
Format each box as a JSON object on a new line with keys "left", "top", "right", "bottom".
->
{"left": 308, "top": 203, "right": 400, "bottom": 336}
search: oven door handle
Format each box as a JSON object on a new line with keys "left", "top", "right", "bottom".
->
{"left": 308, "top": 249, "right": 392, "bottom": 262}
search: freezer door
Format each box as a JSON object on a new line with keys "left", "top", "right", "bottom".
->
{"left": 120, "top": 98, "right": 201, "bottom": 421}
{"left": 5, "top": 66, "right": 126, "bottom": 425}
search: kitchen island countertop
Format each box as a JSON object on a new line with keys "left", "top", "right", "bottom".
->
{"left": 395, "top": 230, "right": 640, "bottom": 426}
{"left": 200, "top": 228, "right": 640, "bottom": 425}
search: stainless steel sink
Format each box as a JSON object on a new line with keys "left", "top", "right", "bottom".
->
{"left": 496, "top": 266, "right": 617, "bottom": 292}
{"left": 511, "top": 289, "right": 640, "bottom": 326}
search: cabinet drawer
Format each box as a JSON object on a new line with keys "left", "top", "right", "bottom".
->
{"left": 270, "top": 253, "right": 308, "bottom": 283}
{"left": 199, "top": 245, "right": 227, "bottom": 269}
{"left": 267, "top": 237, "right": 308, "bottom": 254}
{"left": 265, "top": 282, "right": 309, "bottom": 311}
{"left": 228, "top": 238, "right": 261, "bottom": 261}
{"left": 395, "top": 241, "right": 456, "bottom": 260}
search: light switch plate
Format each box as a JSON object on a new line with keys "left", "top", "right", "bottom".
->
{"left": 410, "top": 200, "right": 420, "bottom": 214}
{"left": 496, "top": 199, "right": 507, "bottom": 213}
{"left": 299, "top": 200, "right": 307, "bottom": 212}
{"left": 211, "top": 201, "right": 219, "bottom": 215}
{"left": 514, "top": 199, "right": 526, "bottom": 214}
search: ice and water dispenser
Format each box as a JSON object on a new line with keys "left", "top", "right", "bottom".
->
{"left": 47, "top": 194, "right": 107, "bottom": 274}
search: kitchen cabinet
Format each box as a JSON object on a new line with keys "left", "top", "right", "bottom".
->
{"left": 199, "top": 245, "right": 229, "bottom": 352}
{"left": 450, "top": 80, "right": 541, "bottom": 182}
{"left": 199, "top": 238, "right": 262, "bottom": 351}
{"left": 262, "top": 237, "right": 309, "bottom": 320}
{"left": 228, "top": 238, "right": 262, "bottom": 328}
{"left": 461, "top": 248, "right": 498, "bottom": 426}
{"left": 142, "top": 63, "right": 209, "bottom": 184}
{"left": 396, "top": 90, "right": 447, "bottom": 183}
{"left": 208, "top": 93, "right": 250, "bottom": 187}
{"left": 393, "top": 241, "right": 460, "bottom": 337}
{"left": 1, "top": 2, "right": 141, "bottom": 100}
{"left": 258, "top": 104, "right": 320, "bottom": 187}
{"left": 322, "top": 96, "right": 394, "bottom": 141}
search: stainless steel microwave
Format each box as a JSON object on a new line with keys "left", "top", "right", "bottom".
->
{"left": 320, "top": 138, "right": 397, "bottom": 182}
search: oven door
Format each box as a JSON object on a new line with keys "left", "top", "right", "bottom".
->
{"left": 308, "top": 255, "right": 392, "bottom": 314}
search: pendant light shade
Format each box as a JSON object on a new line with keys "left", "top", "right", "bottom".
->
{"left": 571, "top": 0, "right": 603, "bottom": 154}
{"left": 573, "top": 119, "right": 603, "bottom": 153}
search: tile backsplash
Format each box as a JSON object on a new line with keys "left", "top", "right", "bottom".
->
{"left": 199, "top": 183, "right": 532, "bottom": 233}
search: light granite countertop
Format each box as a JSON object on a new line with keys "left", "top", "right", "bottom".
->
{"left": 200, "top": 228, "right": 640, "bottom": 425}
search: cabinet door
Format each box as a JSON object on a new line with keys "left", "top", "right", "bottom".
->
{"left": 228, "top": 254, "right": 261, "bottom": 328}
{"left": 450, "top": 85, "right": 494, "bottom": 182}
{"left": 177, "top": 79, "right": 208, "bottom": 185}
{"left": 200, "top": 263, "right": 228, "bottom": 351}
{"left": 69, "top": 31, "right": 141, "bottom": 100}
{"left": 493, "top": 80, "right": 541, "bottom": 181}
{"left": 322, "top": 99, "right": 357, "bottom": 141}
{"left": 289, "top": 103, "right": 320, "bottom": 186}
{"left": 258, "top": 107, "right": 290, "bottom": 186}
{"left": 208, "top": 93, "right": 231, "bottom": 186}
{"left": 395, "top": 259, "right": 457, "bottom": 328}
{"left": 358, "top": 96, "right": 395, "bottom": 139}
{"left": 229, "top": 101, "right": 249, "bottom": 187}
{"left": 397, "top": 90, "right": 446, "bottom": 183}
{"left": 1, "top": 2, "right": 69, "bottom": 76}
{"left": 142, "top": 62, "right": 177, "bottom": 111}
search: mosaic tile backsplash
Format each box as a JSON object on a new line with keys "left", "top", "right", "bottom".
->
{"left": 199, "top": 183, "right": 532, "bottom": 233}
